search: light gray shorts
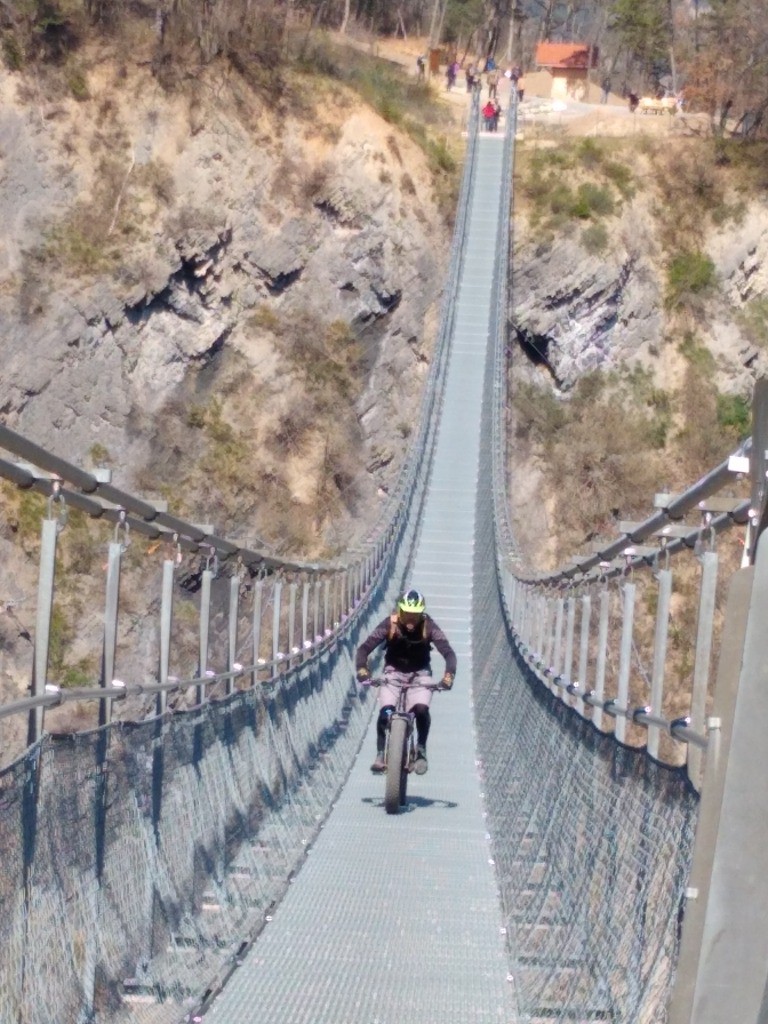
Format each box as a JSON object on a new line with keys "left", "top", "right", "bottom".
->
{"left": 378, "top": 668, "right": 433, "bottom": 711}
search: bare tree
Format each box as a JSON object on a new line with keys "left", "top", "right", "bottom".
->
{"left": 684, "top": 0, "right": 768, "bottom": 135}
{"left": 473, "top": 0, "right": 509, "bottom": 61}
{"left": 427, "top": 0, "right": 443, "bottom": 47}
{"left": 607, "top": 0, "right": 669, "bottom": 84}
{"left": 339, "top": 0, "right": 351, "bottom": 33}
{"left": 531, "top": 0, "right": 558, "bottom": 42}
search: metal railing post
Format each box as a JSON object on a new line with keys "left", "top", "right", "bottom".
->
{"left": 198, "top": 567, "right": 213, "bottom": 705}
{"left": 543, "top": 595, "right": 555, "bottom": 672}
{"left": 29, "top": 516, "right": 58, "bottom": 745}
{"left": 534, "top": 593, "right": 547, "bottom": 659}
{"left": 288, "top": 581, "right": 297, "bottom": 665}
{"left": 519, "top": 586, "right": 530, "bottom": 646}
{"left": 552, "top": 597, "right": 565, "bottom": 694}
{"left": 564, "top": 595, "right": 576, "bottom": 703}
{"left": 593, "top": 587, "right": 610, "bottom": 732}
{"left": 101, "top": 539, "right": 123, "bottom": 726}
{"left": 335, "top": 573, "right": 344, "bottom": 626}
{"left": 301, "top": 580, "right": 310, "bottom": 659}
{"left": 526, "top": 588, "right": 536, "bottom": 649}
{"left": 227, "top": 574, "right": 239, "bottom": 695}
{"left": 272, "top": 579, "right": 283, "bottom": 670}
{"left": 158, "top": 558, "right": 175, "bottom": 715}
{"left": 648, "top": 567, "right": 672, "bottom": 760}
{"left": 688, "top": 550, "right": 719, "bottom": 787}
{"left": 615, "top": 580, "right": 636, "bottom": 744}
{"left": 252, "top": 579, "right": 264, "bottom": 686}
{"left": 313, "top": 579, "right": 321, "bottom": 641}
{"left": 576, "top": 593, "right": 591, "bottom": 716}
{"left": 508, "top": 577, "right": 519, "bottom": 632}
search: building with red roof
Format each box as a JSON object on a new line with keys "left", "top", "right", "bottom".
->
{"left": 535, "top": 41, "right": 599, "bottom": 101}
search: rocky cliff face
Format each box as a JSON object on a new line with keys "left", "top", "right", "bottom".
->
{"left": 0, "top": 52, "right": 454, "bottom": 732}
{"left": 511, "top": 191, "right": 768, "bottom": 396}
{"left": 0, "top": 56, "right": 451, "bottom": 552}
{"left": 505, "top": 142, "right": 768, "bottom": 572}
{"left": 3, "top": 49, "right": 767, "bottom": 730}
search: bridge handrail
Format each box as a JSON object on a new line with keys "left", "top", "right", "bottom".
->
{"left": 488, "top": 95, "right": 753, "bottom": 780}
{"left": 513, "top": 441, "right": 752, "bottom": 586}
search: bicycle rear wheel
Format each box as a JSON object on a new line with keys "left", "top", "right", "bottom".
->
{"left": 384, "top": 717, "right": 408, "bottom": 814}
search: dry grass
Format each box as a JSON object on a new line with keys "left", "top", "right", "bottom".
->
{"left": 512, "top": 369, "right": 671, "bottom": 565}
{"left": 128, "top": 309, "right": 369, "bottom": 559}
{"left": 512, "top": 362, "right": 747, "bottom": 569}
{"left": 511, "top": 131, "right": 760, "bottom": 574}
{"left": 509, "top": 132, "right": 760, "bottom": 766}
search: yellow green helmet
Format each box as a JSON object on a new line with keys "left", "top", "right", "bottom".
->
{"left": 397, "top": 589, "right": 426, "bottom": 614}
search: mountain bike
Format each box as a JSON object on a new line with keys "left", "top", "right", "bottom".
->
{"left": 371, "top": 674, "right": 440, "bottom": 815}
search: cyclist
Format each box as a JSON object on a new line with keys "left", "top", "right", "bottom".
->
{"left": 355, "top": 589, "right": 457, "bottom": 775}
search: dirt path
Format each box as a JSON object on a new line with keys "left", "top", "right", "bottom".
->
{"left": 338, "top": 32, "right": 706, "bottom": 139}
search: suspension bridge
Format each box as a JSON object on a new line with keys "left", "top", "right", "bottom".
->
{"left": 1, "top": 96, "right": 766, "bottom": 1024}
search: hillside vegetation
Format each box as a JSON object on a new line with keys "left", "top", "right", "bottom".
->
{"left": 507, "top": 127, "right": 767, "bottom": 571}
{"left": 0, "top": 8, "right": 463, "bottom": 736}
{"left": 0, "top": 9, "right": 461, "bottom": 548}
{"left": 1, "top": 2, "right": 767, "bottom": 737}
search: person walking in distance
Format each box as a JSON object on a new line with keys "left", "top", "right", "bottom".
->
{"left": 487, "top": 66, "right": 499, "bottom": 100}
{"left": 356, "top": 589, "right": 457, "bottom": 775}
{"left": 482, "top": 97, "right": 497, "bottom": 131}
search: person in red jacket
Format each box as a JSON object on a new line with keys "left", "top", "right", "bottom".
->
{"left": 355, "top": 589, "right": 456, "bottom": 775}
{"left": 482, "top": 98, "right": 497, "bottom": 131}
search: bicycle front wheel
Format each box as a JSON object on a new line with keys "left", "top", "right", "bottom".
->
{"left": 384, "top": 717, "right": 408, "bottom": 814}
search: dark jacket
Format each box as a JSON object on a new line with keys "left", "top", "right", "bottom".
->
{"left": 355, "top": 614, "right": 457, "bottom": 676}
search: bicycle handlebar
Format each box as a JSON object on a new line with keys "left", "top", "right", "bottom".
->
{"left": 367, "top": 676, "right": 443, "bottom": 690}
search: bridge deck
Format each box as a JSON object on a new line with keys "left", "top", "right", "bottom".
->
{"left": 205, "top": 134, "right": 518, "bottom": 1024}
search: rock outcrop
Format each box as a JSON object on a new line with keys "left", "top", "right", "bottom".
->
{"left": 511, "top": 193, "right": 768, "bottom": 394}
{"left": 0, "top": 53, "right": 454, "bottom": 729}
{"left": 0, "top": 60, "right": 452, "bottom": 550}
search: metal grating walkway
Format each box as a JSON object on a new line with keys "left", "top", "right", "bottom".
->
{"left": 205, "top": 134, "right": 517, "bottom": 1024}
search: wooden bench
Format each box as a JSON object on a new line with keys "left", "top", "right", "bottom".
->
{"left": 638, "top": 96, "right": 677, "bottom": 115}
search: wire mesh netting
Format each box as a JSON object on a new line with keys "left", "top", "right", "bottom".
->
{"left": 0, "top": 639, "right": 378, "bottom": 1024}
{"left": 475, "top": 254, "right": 700, "bottom": 1022}
{"left": 472, "top": 557, "right": 698, "bottom": 1023}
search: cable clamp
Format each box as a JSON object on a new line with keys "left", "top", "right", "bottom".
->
{"left": 47, "top": 479, "right": 68, "bottom": 532}
{"left": 695, "top": 511, "right": 716, "bottom": 556}
{"left": 204, "top": 544, "right": 218, "bottom": 577}
{"left": 114, "top": 509, "right": 131, "bottom": 550}
{"left": 165, "top": 532, "right": 182, "bottom": 566}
